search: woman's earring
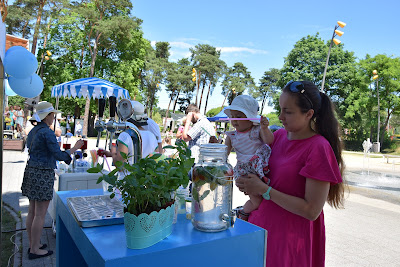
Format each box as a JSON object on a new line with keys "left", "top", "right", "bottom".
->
{"left": 311, "top": 117, "right": 317, "bottom": 131}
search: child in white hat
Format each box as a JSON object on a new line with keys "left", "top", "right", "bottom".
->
{"left": 224, "top": 95, "right": 274, "bottom": 219}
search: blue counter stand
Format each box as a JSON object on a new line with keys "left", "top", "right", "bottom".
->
{"left": 56, "top": 189, "right": 267, "bottom": 267}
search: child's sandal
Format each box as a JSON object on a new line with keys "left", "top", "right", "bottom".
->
{"left": 234, "top": 206, "right": 250, "bottom": 221}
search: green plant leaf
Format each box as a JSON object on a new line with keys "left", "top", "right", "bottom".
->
{"left": 199, "top": 190, "right": 210, "bottom": 201}
{"left": 87, "top": 167, "right": 100, "bottom": 173}
{"left": 115, "top": 161, "right": 123, "bottom": 168}
{"left": 149, "top": 153, "right": 162, "bottom": 159}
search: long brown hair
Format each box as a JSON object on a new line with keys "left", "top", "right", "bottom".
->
{"left": 283, "top": 81, "right": 346, "bottom": 209}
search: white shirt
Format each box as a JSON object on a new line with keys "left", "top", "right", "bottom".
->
{"left": 117, "top": 130, "right": 158, "bottom": 163}
{"left": 143, "top": 118, "right": 162, "bottom": 143}
{"left": 187, "top": 115, "right": 215, "bottom": 163}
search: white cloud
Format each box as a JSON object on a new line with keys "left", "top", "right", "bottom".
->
{"left": 169, "top": 41, "right": 194, "bottom": 49}
{"left": 217, "top": 47, "right": 268, "bottom": 55}
{"left": 151, "top": 40, "right": 269, "bottom": 61}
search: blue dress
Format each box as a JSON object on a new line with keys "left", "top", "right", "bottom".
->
{"left": 21, "top": 122, "right": 73, "bottom": 201}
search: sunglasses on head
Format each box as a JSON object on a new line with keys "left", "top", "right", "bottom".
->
{"left": 285, "top": 81, "right": 314, "bottom": 109}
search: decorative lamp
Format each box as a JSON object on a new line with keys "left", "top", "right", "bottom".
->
{"left": 337, "top": 21, "right": 346, "bottom": 28}
{"left": 333, "top": 38, "right": 341, "bottom": 45}
{"left": 334, "top": 30, "right": 344, "bottom": 36}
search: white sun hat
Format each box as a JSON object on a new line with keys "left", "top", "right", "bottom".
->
{"left": 130, "top": 100, "right": 148, "bottom": 123}
{"left": 30, "top": 101, "right": 62, "bottom": 122}
{"left": 224, "top": 95, "right": 260, "bottom": 124}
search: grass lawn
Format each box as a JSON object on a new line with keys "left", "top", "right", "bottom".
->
{"left": 1, "top": 204, "right": 18, "bottom": 267}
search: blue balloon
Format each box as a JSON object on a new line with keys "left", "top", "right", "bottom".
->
{"left": 5, "top": 46, "right": 28, "bottom": 57}
{"left": 4, "top": 48, "right": 38, "bottom": 78}
{"left": 4, "top": 79, "right": 17, "bottom": 96}
{"left": 8, "top": 74, "right": 43, "bottom": 98}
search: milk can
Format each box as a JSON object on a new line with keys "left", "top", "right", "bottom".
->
{"left": 191, "top": 143, "right": 236, "bottom": 232}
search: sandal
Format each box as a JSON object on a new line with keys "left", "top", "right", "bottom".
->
{"left": 27, "top": 244, "right": 47, "bottom": 254}
{"left": 28, "top": 250, "right": 53, "bottom": 260}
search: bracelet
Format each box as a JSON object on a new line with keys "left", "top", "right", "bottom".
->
{"left": 262, "top": 186, "right": 272, "bottom": 200}
{"left": 234, "top": 206, "right": 250, "bottom": 218}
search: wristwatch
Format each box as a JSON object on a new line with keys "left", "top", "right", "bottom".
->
{"left": 262, "top": 186, "right": 272, "bottom": 200}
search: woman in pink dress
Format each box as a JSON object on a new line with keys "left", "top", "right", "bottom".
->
{"left": 236, "top": 81, "right": 345, "bottom": 267}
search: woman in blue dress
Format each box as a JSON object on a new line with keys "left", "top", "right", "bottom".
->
{"left": 21, "top": 101, "right": 84, "bottom": 260}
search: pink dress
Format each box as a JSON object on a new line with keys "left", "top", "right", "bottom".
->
{"left": 249, "top": 129, "right": 342, "bottom": 267}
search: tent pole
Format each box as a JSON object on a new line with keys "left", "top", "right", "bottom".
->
{"left": 0, "top": 57, "right": 5, "bottom": 262}
{"left": 53, "top": 96, "right": 59, "bottom": 131}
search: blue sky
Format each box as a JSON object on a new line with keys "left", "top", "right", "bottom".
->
{"left": 132, "top": 0, "right": 400, "bottom": 114}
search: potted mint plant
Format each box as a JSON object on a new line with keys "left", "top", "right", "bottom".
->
{"left": 88, "top": 141, "right": 194, "bottom": 249}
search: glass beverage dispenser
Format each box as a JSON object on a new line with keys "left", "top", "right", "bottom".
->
{"left": 191, "top": 144, "right": 236, "bottom": 232}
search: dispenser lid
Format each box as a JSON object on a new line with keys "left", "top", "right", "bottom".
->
{"left": 199, "top": 143, "right": 227, "bottom": 157}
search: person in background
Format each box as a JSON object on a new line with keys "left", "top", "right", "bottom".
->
{"left": 65, "top": 129, "right": 73, "bottom": 138}
{"left": 99, "top": 101, "right": 158, "bottom": 165}
{"left": 3, "top": 106, "right": 10, "bottom": 130}
{"left": 4, "top": 105, "right": 9, "bottom": 116}
{"left": 143, "top": 117, "right": 163, "bottom": 154}
{"left": 66, "top": 115, "right": 71, "bottom": 132}
{"left": 10, "top": 105, "right": 16, "bottom": 133}
{"left": 14, "top": 105, "right": 24, "bottom": 138}
{"left": 5, "top": 112, "right": 11, "bottom": 130}
{"left": 182, "top": 104, "right": 215, "bottom": 163}
{"left": 55, "top": 128, "right": 62, "bottom": 147}
{"left": 176, "top": 122, "right": 184, "bottom": 140}
{"left": 235, "top": 81, "right": 345, "bottom": 266}
{"left": 75, "top": 120, "right": 82, "bottom": 137}
{"left": 162, "top": 136, "right": 176, "bottom": 158}
{"left": 21, "top": 101, "right": 83, "bottom": 260}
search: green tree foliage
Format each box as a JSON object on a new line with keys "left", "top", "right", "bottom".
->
{"left": 5, "top": 0, "right": 56, "bottom": 53}
{"left": 190, "top": 44, "right": 226, "bottom": 113}
{"left": 31, "top": 1, "right": 147, "bottom": 136}
{"left": 265, "top": 112, "right": 281, "bottom": 127}
{"left": 279, "top": 34, "right": 358, "bottom": 101}
{"left": 358, "top": 55, "right": 400, "bottom": 148}
{"left": 206, "top": 106, "right": 223, "bottom": 117}
{"left": 141, "top": 43, "right": 167, "bottom": 117}
{"left": 250, "top": 68, "right": 280, "bottom": 115}
{"left": 221, "top": 62, "right": 255, "bottom": 105}
{"left": 162, "top": 58, "right": 193, "bottom": 132}
{"left": 278, "top": 33, "right": 367, "bottom": 146}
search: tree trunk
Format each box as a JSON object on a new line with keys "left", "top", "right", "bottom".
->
{"left": 172, "top": 89, "right": 181, "bottom": 113}
{"left": 260, "top": 95, "right": 266, "bottom": 115}
{"left": 22, "top": 20, "right": 29, "bottom": 38}
{"left": 31, "top": 0, "right": 46, "bottom": 54}
{"left": 195, "top": 70, "right": 200, "bottom": 106}
{"left": 146, "top": 88, "right": 151, "bottom": 117}
{"left": 203, "top": 82, "right": 212, "bottom": 115}
{"left": 162, "top": 90, "right": 174, "bottom": 133}
{"left": 80, "top": 45, "right": 85, "bottom": 68}
{"left": 83, "top": 32, "right": 99, "bottom": 137}
{"left": 198, "top": 82, "right": 206, "bottom": 110}
{"left": 38, "top": 17, "right": 52, "bottom": 78}
{"left": 148, "top": 86, "right": 155, "bottom": 118}
{"left": 380, "top": 108, "right": 392, "bottom": 150}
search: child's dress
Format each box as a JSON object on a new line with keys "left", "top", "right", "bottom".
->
{"left": 226, "top": 125, "right": 271, "bottom": 184}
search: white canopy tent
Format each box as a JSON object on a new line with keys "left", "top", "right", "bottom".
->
{"left": 51, "top": 77, "right": 130, "bottom": 105}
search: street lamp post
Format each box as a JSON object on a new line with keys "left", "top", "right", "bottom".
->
{"left": 321, "top": 21, "right": 346, "bottom": 92}
{"left": 192, "top": 68, "right": 200, "bottom": 107}
{"left": 373, "top": 70, "right": 380, "bottom": 150}
{"left": 221, "top": 88, "right": 235, "bottom": 111}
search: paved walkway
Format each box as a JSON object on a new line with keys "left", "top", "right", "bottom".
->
{"left": 1, "top": 138, "right": 400, "bottom": 266}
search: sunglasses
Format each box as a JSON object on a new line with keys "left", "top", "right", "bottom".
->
{"left": 285, "top": 81, "right": 314, "bottom": 109}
